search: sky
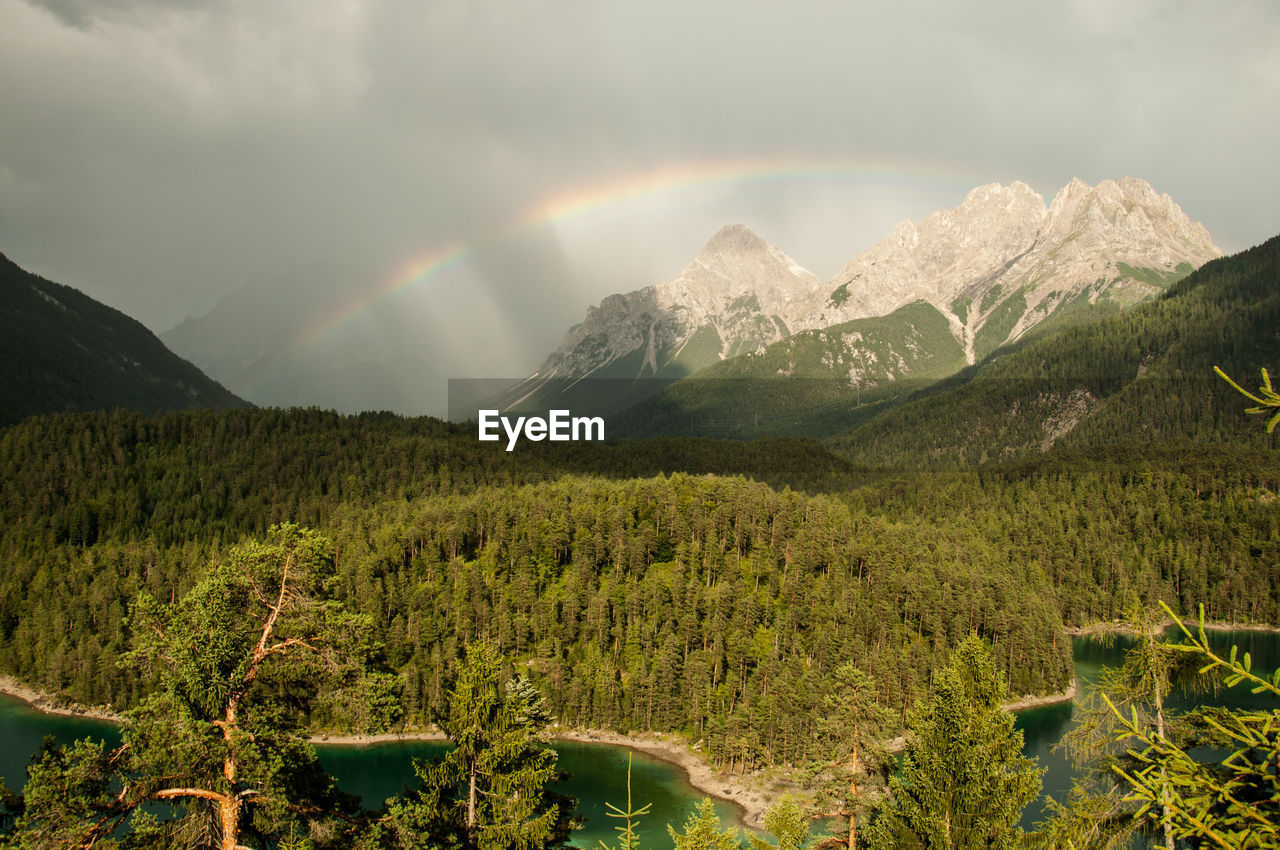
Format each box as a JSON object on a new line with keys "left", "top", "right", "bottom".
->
{"left": 2, "top": 0, "right": 1278, "bottom": 407}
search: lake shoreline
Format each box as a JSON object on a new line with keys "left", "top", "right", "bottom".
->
{"left": 0, "top": 676, "right": 123, "bottom": 723}
{"left": 313, "top": 726, "right": 770, "bottom": 827}
{"left": 0, "top": 669, "right": 1084, "bottom": 831}
{"left": 1005, "top": 679, "right": 1078, "bottom": 712}
{"left": 0, "top": 676, "right": 772, "bottom": 827}
{"left": 1065, "top": 618, "right": 1280, "bottom": 637}
{"left": 550, "top": 728, "right": 769, "bottom": 829}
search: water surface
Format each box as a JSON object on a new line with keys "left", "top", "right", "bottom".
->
{"left": 2, "top": 627, "right": 1274, "bottom": 844}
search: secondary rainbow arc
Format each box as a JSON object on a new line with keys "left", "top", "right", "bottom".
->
{"left": 285, "top": 154, "right": 986, "bottom": 365}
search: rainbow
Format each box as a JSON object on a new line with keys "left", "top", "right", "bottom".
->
{"left": 286, "top": 154, "right": 986, "bottom": 359}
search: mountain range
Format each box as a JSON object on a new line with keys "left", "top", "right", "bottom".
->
{"left": 501, "top": 178, "right": 1219, "bottom": 424}
{"left": 2, "top": 176, "right": 1228, "bottom": 441}
{"left": 827, "top": 233, "right": 1280, "bottom": 466}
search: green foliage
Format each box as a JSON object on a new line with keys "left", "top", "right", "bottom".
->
{"left": 367, "top": 642, "right": 573, "bottom": 850}
{"left": 280, "top": 822, "right": 315, "bottom": 850}
{"left": 828, "top": 282, "right": 852, "bottom": 308}
{"left": 751, "top": 796, "right": 810, "bottom": 850}
{"left": 4, "top": 737, "right": 127, "bottom": 849}
{"left": 972, "top": 285, "right": 1028, "bottom": 362}
{"left": 6, "top": 525, "right": 377, "bottom": 849}
{"left": 1116, "top": 261, "right": 1195, "bottom": 290}
{"left": 813, "top": 663, "right": 894, "bottom": 844}
{"left": 1042, "top": 603, "right": 1209, "bottom": 849}
{"left": 666, "top": 797, "right": 736, "bottom": 850}
{"left": 864, "top": 635, "right": 1042, "bottom": 850}
{"left": 1215, "top": 366, "right": 1280, "bottom": 432}
{"left": 1104, "top": 604, "right": 1280, "bottom": 849}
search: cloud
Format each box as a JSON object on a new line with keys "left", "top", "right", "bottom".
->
{"left": 1, "top": 0, "right": 1277, "bottom": 414}
{"left": 26, "top": 0, "right": 215, "bottom": 30}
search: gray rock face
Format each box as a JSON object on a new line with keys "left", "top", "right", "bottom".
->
{"left": 531, "top": 223, "right": 823, "bottom": 382}
{"left": 530, "top": 177, "right": 1220, "bottom": 392}
{"left": 821, "top": 177, "right": 1220, "bottom": 362}
{"left": 817, "top": 181, "right": 1049, "bottom": 337}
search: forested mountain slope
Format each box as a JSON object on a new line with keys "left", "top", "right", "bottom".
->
{"left": 827, "top": 235, "right": 1280, "bottom": 467}
{"left": 609, "top": 300, "right": 966, "bottom": 439}
{"left": 0, "top": 252, "right": 247, "bottom": 426}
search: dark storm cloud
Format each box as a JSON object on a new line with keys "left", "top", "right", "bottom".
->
{"left": 27, "top": 0, "right": 217, "bottom": 29}
{"left": 1, "top": 0, "right": 1277, "bottom": 383}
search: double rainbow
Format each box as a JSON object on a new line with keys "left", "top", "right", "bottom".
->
{"left": 289, "top": 154, "right": 984, "bottom": 358}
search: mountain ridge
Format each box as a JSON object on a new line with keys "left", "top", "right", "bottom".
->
{"left": 506, "top": 177, "right": 1218, "bottom": 421}
{"left": 824, "top": 234, "right": 1280, "bottom": 467}
{"left": 0, "top": 251, "right": 249, "bottom": 426}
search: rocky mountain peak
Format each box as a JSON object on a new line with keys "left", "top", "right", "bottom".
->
{"left": 814, "top": 177, "right": 1219, "bottom": 364}
{"left": 959, "top": 180, "right": 1046, "bottom": 215}
{"left": 514, "top": 226, "right": 821, "bottom": 397}
{"left": 507, "top": 177, "right": 1220, "bottom": 414}
{"left": 817, "top": 181, "right": 1048, "bottom": 327}
{"left": 698, "top": 223, "right": 771, "bottom": 258}
{"left": 1040, "top": 176, "right": 1219, "bottom": 266}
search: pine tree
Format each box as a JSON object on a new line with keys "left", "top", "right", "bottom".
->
{"left": 864, "top": 634, "right": 1042, "bottom": 850}
{"left": 370, "top": 641, "right": 574, "bottom": 850}
{"left": 816, "top": 664, "right": 893, "bottom": 849}
{"left": 667, "top": 797, "right": 738, "bottom": 850}
{"left": 9, "top": 523, "right": 386, "bottom": 849}
{"left": 1104, "top": 604, "right": 1280, "bottom": 848}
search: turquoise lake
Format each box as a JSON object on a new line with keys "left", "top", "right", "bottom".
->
{"left": 2, "top": 628, "right": 1275, "bottom": 845}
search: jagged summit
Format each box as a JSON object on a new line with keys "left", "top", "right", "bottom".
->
{"left": 819, "top": 176, "right": 1220, "bottom": 363}
{"left": 699, "top": 223, "right": 771, "bottom": 255}
{"left": 819, "top": 181, "right": 1049, "bottom": 330}
{"left": 533, "top": 224, "right": 821, "bottom": 385}
{"left": 485, "top": 177, "right": 1220, "bottom": 417}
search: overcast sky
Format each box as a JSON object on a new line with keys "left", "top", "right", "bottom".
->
{"left": 2, "top": 0, "right": 1278, "bottom": 382}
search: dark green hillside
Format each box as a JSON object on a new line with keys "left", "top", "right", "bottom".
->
{"left": 0, "top": 252, "right": 247, "bottom": 425}
{"left": 827, "top": 236, "right": 1280, "bottom": 467}
{"left": 611, "top": 300, "right": 966, "bottom": 439}
{"left": 0, "top": 407, "right": 861, "bottom": 550}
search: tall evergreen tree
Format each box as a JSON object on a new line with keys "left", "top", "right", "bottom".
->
{"left": 7, "top": 523, "right": 388, "bottom": 850}
{"left": 367, "top": 642, "right": 574, "bottom": 850}
{"left": 666, "top": 798, "right": 738, "bottom": 850}
{"left": 865, "top": 634, "right": 1042, "bottom": 850}
{"left": 816, "top": 664, "right": 893, "bottom": 849}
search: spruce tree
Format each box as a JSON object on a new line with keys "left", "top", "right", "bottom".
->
{"left": 8, "top": 523, "right": 388, "bottom": 850}
{"left": 667, "top": 797, "right": 738, "bottom": 850}
{"left": 865, "top": 634, "right": 1041, "bottom": 849}
{"left": 369, "top": 641, "right": 574, "bottom": 850}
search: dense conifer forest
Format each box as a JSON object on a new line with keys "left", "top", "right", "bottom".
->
{"left": 1, "top": 406, "right": 1276, "bottom": 778}
{"left": 1, "top": 236, "right": 1278, "bottom": 847}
